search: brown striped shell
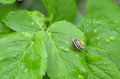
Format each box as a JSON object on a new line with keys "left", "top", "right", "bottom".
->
{"left": 71, "top": 39, "right": 85, "bottom": 51}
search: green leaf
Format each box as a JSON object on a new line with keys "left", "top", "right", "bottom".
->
{"left": 0, "top": 4, "right": 17, "bottom": 19}
{"left": 77, "top": 1, "right": 120, "bottom": 78}
{"left": 42, "top": 0, "right": 77, "bottom": 22}
{"left": 87, "top": 0, "right": 120, "bottom": 21}
{"left": 3, "top": 10, "right": 46, "bottom": 33}
{"left": 80, "top": 0, "right": 120, "bottom": 71}
{"left": 39, "top": 21, "right": 88, "bottom": 79}
{"left": 80, "top": 18, "right": 120, "bottom": 69}
{"left": 28, "top": 0, "right": 47, "bottom": 15}
{"left": 87, "top": 0, "right": 115, "bottom": 14}
{"left": 73, "top": 13, "right": 83, "bottom": 26}
{"left": 0, "top": 4, "right": 15, "bottom": 36}
{"left": 0, "top": 0, "right": 15, "bottom": 4}
{"left": 0, "top": 32, "right": 47, "bottom": 79}
{"left": 0, "top": 19, "right": 13, "bottom": 34}
{"left": 87, "top": 55, "right": 120, "bottom": 79}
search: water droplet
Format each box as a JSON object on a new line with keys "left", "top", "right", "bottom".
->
{"left": 24, "top": 68, "right": 27, "bottom": 72}
{"left": 105, "top": 39, "right": 110, "bottom": 43}
{"left": 75, "top": 54, "right": 79, "bottom": 57}
{"left": 94, "top": 29, "right": 97, "bottom": 33}
{"left": 78, "top": 75, "right": 84, "bottom": 79}
{"left": 103, "top": 62, "right": 107, "bottom": 65}
{"left": 59, "top": 46, "right": 69, "bottom": 52}
{"left": 48, "top": 33, "right": 51, "bottom": 36}
{"left": 64, "top": 48, "right": 69, "bottom": 51}
{"left": 0, "top": 57, "right": 4, "bottom": 61}
{"left": 65, "top": 41, "right": 69, "bottom": 45}
{"left": 109, "top": 36, "right": 115, "bottom": 40}
{"left": 31, "top": 22, "right": 34, "bottom": 25}
{"left": 23, "top": 32, "right": 33, "bottom": 37}
{"left": 59, "top": 46, "right": 64, "bottom": 49}
{"left": 96, "top": 37, "right": 100, "bottom": 40}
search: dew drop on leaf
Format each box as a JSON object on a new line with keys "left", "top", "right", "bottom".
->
{"left": 93, "top": 29, "right": 97, "bottom": 33}
{"left": 31, "top": 21, "right": 34, "bottom": 25}
{"left": 48, "top": 33, "right": 51, "bottom": 36}
{"left": 106, "top": 39, "right": 110, "bottom": 43}
{"left": 64, "top": 48, "right": 69, "bottom": 51}
{"left": 0, "top": 57, "right": 4, "bottom": 61}
{"left": 109, "top": 36, "right": 115, "bottom": 40}
{"left": 59, "top": 46, "right": 64, "bottom": 49}
{"left": 96, "top": 37, "right": 100, "bottom": 40}
{"left": 78, "top": 75, "right": 84, "bottom": 79}
{"left": 23, "top": 32, "right": 33, "bottom": 37}
{"left": 24, "top": 68, "right": 27, "bottom": 72}
{"left": 75, "top": 54, "right": 79, "bottom": 58}
{"left": 59, "top": 46, "right": 69, "bottom": 52}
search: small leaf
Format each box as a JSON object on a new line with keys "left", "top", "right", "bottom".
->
{"left": 42, "top": 0, "right": 77, "bottom": 22}
{"left": 3, "top": 10, "right": 46, "bottom": 33}
{"left": 87, "top": 55, "right": 120, "bottom": 79}
{"left": 0, "top": 0, "right": 15, "bottom": 4}
{"left": 0, "top": 32, "right": 47, "bottom": 79}
{"left": 39, "top": 21, "right": 88, "bottom": 79}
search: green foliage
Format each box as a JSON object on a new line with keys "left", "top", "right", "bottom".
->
{"left": 3, "top": 10, "right": 46, "bottom": 33}
{"left": 80, "top": 0, "right": 120, "bottom": 69}
{"left": 87, "top": 55, "right": 120, "bottom": 79}
{"left": 42, "top": 0, "right": 77, "bottom": 22}
{"left": 0, "top": 20, "right": 13, "bottom": 34}
{"left": 0, "top": 33, "right": 47, "bottom": 79}
{"left": 0, "top": 0, "right": 120, "bottom": 79}
{"left": 39, "top": 21, "right": 87, "bottom": 79}
{"left": 0, "top": 0, "right": 15, "bottom": 4}
{"left": 87, "top": 0, "right": 120, "bottom": 21}
{"left": 80, "top": 18, "right": 120, "bottom": 69}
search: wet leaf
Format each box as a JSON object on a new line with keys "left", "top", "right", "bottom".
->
{"left": 0, "top": 32, "right": 47, "bottom": 79}
{"left": 80, "top": 18, "right": 120, "bottom": 70}
{"left": 3, "top": 10, "right": 46, "bottom": 33}
{"left": 87, "top": 55, "right": 120, "bottom": 79}
{"left": 39, "top": 21, "right": 88, "bottom": 79}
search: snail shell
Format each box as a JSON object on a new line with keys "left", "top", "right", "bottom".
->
{"left": 71, "top": 39, "right": 85, "bottom": 51}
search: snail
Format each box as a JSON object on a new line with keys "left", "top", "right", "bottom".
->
{"left": 71, "top": 39, "right": 85, "bottom": 51}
